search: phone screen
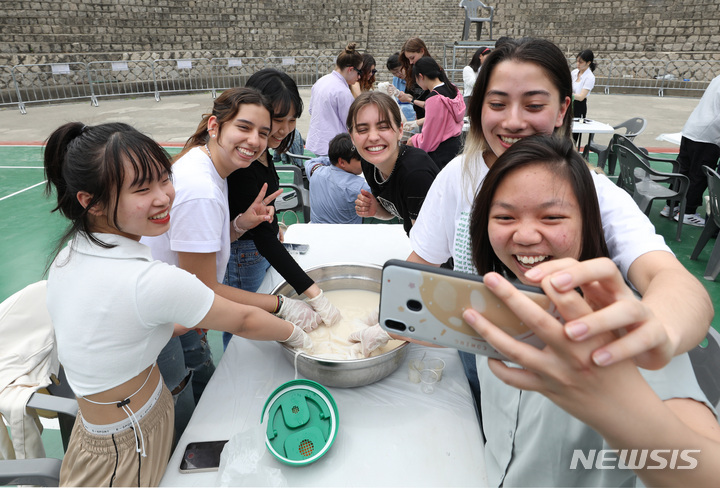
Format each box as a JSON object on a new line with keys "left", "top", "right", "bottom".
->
{"left": 179, "top": 440, "right": 228, "bottom": 473}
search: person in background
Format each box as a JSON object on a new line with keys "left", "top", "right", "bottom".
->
{"left": 571, "top": 49, "right": 596, "bottom": 120}
{"left": 305, "top": 43, "right": 363, "bottom": 156}
{"left": 43, "top": 121, "right": 311, "bottom": 486}
{"left": 407, "top": 56, "right": 465, "bottom": 169}
{"left": 463, "top": 46, "right": 491, "bottom": 96}
{"left": 386, "top": 52, "right": 416, "bottom": 123}
{"left": 223, "top": 69, "right": 342, "bottom": 350}
{"left": 304, "top": 132, "right": 371, "bottom": 224}
{"left": 351, "top": 53, "right": 377, "bottom": 98}
{"left": 464, "top": 134, "right": 719, "bottom": 487}
{"left": 142, "top": 88, "right": 324, "bottom": 438}
{"left": 350, "top": 92, "right": 439, "bottom": 235}
{"left": 660, "top": 74, "right": 720, "bottom": 227}
{"left": 397, "top": 37, "right": 433, "bottom": 122}
{"left": 407, "top": 37, "right": 712, "bottom": 425}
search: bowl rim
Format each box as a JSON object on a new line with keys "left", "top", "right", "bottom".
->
{"left": 273, "top": 262, "right": 407, "bottom": 364}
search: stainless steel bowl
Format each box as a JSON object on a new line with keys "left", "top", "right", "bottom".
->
{"left": 272, "top": 263, "right": 409, "bottom": 388}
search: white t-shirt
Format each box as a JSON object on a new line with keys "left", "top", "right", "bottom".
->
{"left": 409, "top": 152, "right": 671, "bottom": 279}
{"left": 47, "top": 234, "right": 214, "bottom": 396}
{"left": 682, "top": 74, "right": 720, "bottom": 145}
{"left": 142, "top": 146, "right": 230, "bottom": 284}
{"left": 463, "top": 65, "right": 479, "bottom": 96}
{"left": 571, "top": 68, "right": 596, "bottom": 98}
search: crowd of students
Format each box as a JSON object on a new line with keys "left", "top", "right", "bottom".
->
{"left": 39, "top": 34, "right": 718, "bottom": 487}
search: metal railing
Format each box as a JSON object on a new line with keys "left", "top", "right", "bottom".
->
{"left": 2, "top": 53, "right": 717, "bottom": 114}
{"left": 568, "top": 58, "right": 720, "bottom": 97}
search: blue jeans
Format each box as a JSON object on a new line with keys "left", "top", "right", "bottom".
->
{"left": 222, "top": 239, "right": 271, "bottom": 349}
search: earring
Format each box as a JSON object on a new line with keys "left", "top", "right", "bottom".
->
{"left": 211, "top": 134, "right": 216, "bottom": 138}
{"left": 351, "top": 145, "right": 356, "bottom": 151}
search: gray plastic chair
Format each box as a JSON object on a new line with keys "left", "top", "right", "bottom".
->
{"left": 690, "top": 165, "right": 720, "bottom": 281}
{"left": 460, "top": 0, "right": 494, "bottom": 40}
{"left": 275, "top": 164, "right": 310, "bottom": 223}
{"left": 688, "top": 327, "right": 720, "bottom": 409}
{"left": 582, "top": 117, "right": 647, "bottom": 174}
{"left": 614, "top": 143, "right": 689, "bottom": 241}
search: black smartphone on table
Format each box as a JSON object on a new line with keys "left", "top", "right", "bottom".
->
{"left": 379, "top": 259, "right": 557, "bottom": 361}
{"left": 179, "top": 440, "right": 229, "bottom": 473}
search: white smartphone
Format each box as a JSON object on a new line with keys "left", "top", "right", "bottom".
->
{"left": 379, "top": 259, "right": 558, "bottom": 360}
{"left": 179, "top": 440, "right": 228, "bottom": 473}
{"left": 282, "top": 242, "right": 309, "bottom": 254}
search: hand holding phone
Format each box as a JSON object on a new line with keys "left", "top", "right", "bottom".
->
{"left": 379, "top": 260, "right": 558, "bottom": 361}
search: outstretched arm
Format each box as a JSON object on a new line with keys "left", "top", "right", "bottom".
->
{"left": 462, "top": 265, "right": 720, "bottom": 487}
{"left": 521, "top": 253, "right": 712, "bottom": 369}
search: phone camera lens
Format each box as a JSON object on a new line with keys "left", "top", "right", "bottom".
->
{"left": 407, "top": 299, "right": 422, "bottom": 311}
{"left": 384, "top": 319, "right": 407, "bottom": 332}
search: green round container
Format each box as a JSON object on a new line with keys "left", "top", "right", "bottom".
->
{"left": 261, "top": 379, "right": 339, "bottom": 466}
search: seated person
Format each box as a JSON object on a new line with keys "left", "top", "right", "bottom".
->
{"left": 304, "top": 133, "right": 371, "bottom": 224}
{"left": 463, "top": 135, "right": 720, "bottom": 487}
{"left": 272, "top": 128, "right": 307, "bottom": 167}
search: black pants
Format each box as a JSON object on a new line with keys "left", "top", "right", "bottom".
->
{"left": 674, "top": 136, "right": 720, "bottom": 214}
{"left": 428, "top": 135, "right": 462, "bottom": 171}
{"left": 572, "top": 99, "right": 588, "bottom": 144}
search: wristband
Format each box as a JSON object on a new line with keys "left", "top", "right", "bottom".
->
{"left": 273, "top": 294, "right": 285, "bottom": 314}
{"left": 232, "top": 214, "right": 246, "bottom": 235}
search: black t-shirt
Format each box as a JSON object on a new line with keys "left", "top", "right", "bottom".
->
{"left": 405, "top": 84, "right": 433, "bottom": 119}
{"left": 361, "top": 145, "right": 439, "bottom": 235}
{"left": 226, "top": 151, "right": 314, "bottom": 294}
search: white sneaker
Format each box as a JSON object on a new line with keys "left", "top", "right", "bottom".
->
{"left": 660, "top": 205, "right": 678, "bottom": 218}
{"left": 674, "top": 213, "right": 706, "bottom": 227}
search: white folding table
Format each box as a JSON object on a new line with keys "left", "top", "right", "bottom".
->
{"left": 160, "top": 224, "right": 487, "bottom": 487}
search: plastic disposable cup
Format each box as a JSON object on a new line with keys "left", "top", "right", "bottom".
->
{"left": 425, "top": 358, "right": 445, "bottom": 382}
{"left": 408, "top": 359, "right": 425, "bottom": 383}
{"left": 420, "top": 369, "right": 439, "bottom": 394}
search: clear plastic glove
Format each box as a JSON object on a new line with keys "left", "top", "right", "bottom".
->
{"left": 348, "top": 324, "right": 392, "bottom": 357}
{"left": 277, "top": 296, "right": 322, "bottom": 332}
{"left": 403, "top": 120, "right": 419, "bottom": 133}
{"left": 360, "top": 309, "right": 379, "bottom": 326}
{"left": 306, "top": 290, "right": 342, "bottom": 327}
{"left": 281, "top": 324, "right": 313, "bottom": 350}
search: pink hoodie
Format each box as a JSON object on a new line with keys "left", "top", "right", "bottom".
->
{"left": 410, "top": 88, "right": 466, "bottom": 153}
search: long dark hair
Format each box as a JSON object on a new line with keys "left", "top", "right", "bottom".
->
{"left": 577, "top": 49, "right": 597, "bottom": 72}
{"left": 44, "top": 122, "right": 172, "bottom": 267}
{"left": 470, "top": 135, "right": 608, "bottom": 277}
{"left": 468, "top": 47, "right": 490, "bottom": 72}
{"left": 413, "top": 56, "right": 459, "bottom": 96}
{"left": 466, "top": 38, "right": 573, "bottom": 157}
{"left": 358, "top": 53, "right": 376, "bottom": 92}
{"left": 246, "top": 68, "right": 304, "bottom": 154}
{"left": 176, "top": 87, "right": 273, "bottom": 160}
{"left": 399, "top": 37, "right": 431, "bottom": 91}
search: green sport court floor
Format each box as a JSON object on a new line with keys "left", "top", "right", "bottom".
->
{"left": 2, "top": 144, "right": 719, "bottom": 461}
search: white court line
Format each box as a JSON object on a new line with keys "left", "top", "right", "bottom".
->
{"left": 0, "top": 166, "right": 43, "bottom": 169}
{"left": 0, "top": 180, "right": 46, "bottom": 202}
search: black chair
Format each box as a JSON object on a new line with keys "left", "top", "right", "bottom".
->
{"left": 690, "top": 165, "right": 720, "bottom": 281}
